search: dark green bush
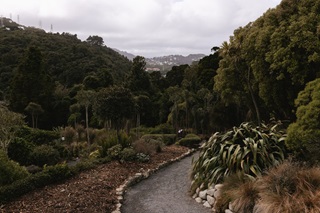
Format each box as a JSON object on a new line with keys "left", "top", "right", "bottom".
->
{"left": 141, "top": 134, "right": 176, "bottom": 145}
{"left": 42, "top": 163, "right": 73, "bottom": 182}
{"left": 286, "top": 78, "right": 320, "bottom": 163}
{"left": 8, "top": 137, "right": 34, "bottom": 165}
{"left": 120, "top": 147, "right": 136, "bottom": 162}
{"left": 30, "top": 145, "right": 61, "bottom": 167}
{"left": 176, "top": 134, "right": 201, "bottom": 148}
{"left": 150, "top": 123, "right": 175, "bottom": 134}
{"left": 0, "top": 150, "right": 29, "bottom": 186}
{"left": 96, "top": 131, "right": 118, "bottom": 157}
{"left": 16, "top": 126, "right": 60, "bottom": 145}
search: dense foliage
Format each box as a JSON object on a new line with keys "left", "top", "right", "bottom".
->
{"left": 286, "top": 78, "right": 320, "bottom": 162}
{"left": 191, "top": 122, "right": 286, "bottom": 190}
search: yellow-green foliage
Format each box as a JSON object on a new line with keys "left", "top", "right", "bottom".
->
{"left": 286, "top": 78, "right": 320, "bottom": 162}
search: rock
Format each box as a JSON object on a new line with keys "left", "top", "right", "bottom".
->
{"left": 229, "top": 202, "right": 234, "bottom": 211}
{"left": 215, "top": 184, "right": 223, "bottom": 190}
{"left": 225, "top": 209, "right": 233, "bottom": 213}
{"left": 213, "top": 190, "right": 221, "bottom": 199}
{"left": 203, "top": 201, "right": 211, "bottom": 208}
{"left": 196, "top": 187, "right": 200, "bottom": 194}
{"left": 207, "top": 188, "right": 216, "bottom": 196}
{"left": 192, "top": 193, "right": 197, "bottom": 199}
{"left": 207, "top": 195, "right": 215, "bottom": 206}
{"left": 199, "top": 190, "right": 207, "bottom": 199}
{"left": 195, "top": 197, "right": 202, "bottom": 203}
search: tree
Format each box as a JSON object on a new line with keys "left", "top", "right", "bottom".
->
{"left": 0, "top": 105, "right": 25, "bottom": 154}
{"left": 126, "top": 56, "right": 152, "bottom": 93}
{"left": 94, "top": 86, "right": 136, "bottom": 136}
{"left": 86, "top": 35, "right": 104, "bottom": 46}
{"left": 25, "top": 102, "right": 44, "bottom": 128}
{"left": 10, "top": 46, "right": 54, "bottom": 127}
{"left": 75, "top": 90, "right": 96, "bottom": 144}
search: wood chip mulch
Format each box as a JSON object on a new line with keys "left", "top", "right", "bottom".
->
{"left": 1, "top": 145, "right": 190, "bottom": 213}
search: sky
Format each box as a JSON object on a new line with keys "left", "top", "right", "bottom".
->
{"left": 1, "top": 0, "right": 281, "bottom": 58}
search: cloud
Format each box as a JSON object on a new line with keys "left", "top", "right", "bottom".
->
{"left": 1, "top": 0, "right": 281, "bottom": 57}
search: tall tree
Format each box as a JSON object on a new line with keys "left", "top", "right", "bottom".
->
{"left": 25, "top": 102, "right": 44, "bottom": 128}
{"left": 94, "top": 86, "right": 136, "bottom": 136}
{"left": 10, "top": 46, "right": 54, "bottom": 127}
{"left": 126, "top": 56, "right": 152, "bottom": 93}
{"left": 75, "top": 90, "right": 96, "bottom": 144}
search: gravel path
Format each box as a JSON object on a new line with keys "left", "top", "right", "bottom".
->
{"left": 121, "top": 153, "right": 211, "bottom": 213}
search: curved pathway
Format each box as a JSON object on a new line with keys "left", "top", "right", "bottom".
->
{"left": 121, "top": 153, "right": 211, "bottom": 213}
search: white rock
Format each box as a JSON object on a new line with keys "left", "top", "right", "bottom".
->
{"left": 195, "top": 197, "right": 203, "bottom": 203}
{"left": 199, "top": 190, "right": 208, "bottom": 199}
{"left": 196, "top": 187, "right": 200, "bottom": 194}
{"left": 192, "top": 193, "right": 197, "bottom": 199}
{"left": 215, "top": 184, "right": 223, "bottom": 190}
{"left": 207, "top": 188, "right": 216, "bottom": 196}
{"left": 213, "top": 190, "right": 221, "bottom": 199}
{"left": 207, "top": 195, "right": 215, "bottom": 206}
{"left": 203, "top": 201, "right": 211, "bottom": 208}
{"left": 225, "top": 209, "right": 233, "bottom": 213}
{"left": 229, "top": 202, "right": 234, "bottom": 211}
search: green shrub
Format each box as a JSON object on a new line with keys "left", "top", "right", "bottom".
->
{"left": 150, "top": 123, "right": 175, "bottom": 134}
{"left": 97, "top": 131, "right": 118, "bottom": 157}
{"left": 0, "top": 150, "right": 29, "bottom": 186}
{"left": 16, "top": 126, "right": 60, "bottom": 145}
{"left": 176, "top": 134, "right": 201, "bottom": 148}
{"left": 141, "top": 134, "right": 176, "bottom": 145}
{"left": 286, "top": 78, "right": 320, "bottom": 163}
{"left": 30, "top": 145, "right": 61, "bottom": 167}
{"left": 8, "top": 137, "right": 34, "bottom": 165}
{"left": 191, "top": 122, "right": 287, "bottom": 191}
{"left": 120, "top": 147, "right": 136, "bottom": 162}
{"left": 118, "top": 130, "right": 131, "bottom": 148}
{"left": 42, "top": 163, "right": 73, "bottom": 182}
{"left": 132, "top": 138, "right": 164, "bottom": 155}
{"left": 61, "top": 126, "right": 76, "bottom": 143}
{"left": 107, "top": 144, "right": 122, "bottom": 160}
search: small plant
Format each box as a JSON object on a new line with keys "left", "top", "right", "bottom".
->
{"left": 136, "top": 153, "right": 150, "bottom": 162}
{"left": 107, "top": 144, "right": 122, "bottom": 160}
{"left": 30, "top": 145, "right": 61, "bottom": 167}
{"left": 120, "top": 147, "right": 136, "bottom": 162}
{"left": 191, "top": 122, "right": 287, "bottom": 191}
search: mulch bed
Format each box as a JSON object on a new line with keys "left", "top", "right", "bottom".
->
{"left": 1, "top": 145, "right": 189, "bottom": 213}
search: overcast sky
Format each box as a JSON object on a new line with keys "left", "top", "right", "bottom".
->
{"left": 1, "top": 0, "right": 281, "bottom": 57}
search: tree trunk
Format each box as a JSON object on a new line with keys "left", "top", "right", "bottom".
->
{"left": 85, "top": 106, "right": 90, "bottom": 144}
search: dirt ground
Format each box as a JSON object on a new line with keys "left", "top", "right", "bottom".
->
{"left": 1, "top": 145, "right": 189, "bottom": 213}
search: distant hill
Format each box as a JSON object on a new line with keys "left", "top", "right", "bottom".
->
{"left": 0, "top": 18, "right": 131, "bottom": 92}
{"left": 113, "top": 49, "right": 205, "bottom": 71}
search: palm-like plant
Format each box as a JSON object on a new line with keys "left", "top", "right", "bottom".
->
{"left": 191, "top": 122, "right": 287, "bottom": 190}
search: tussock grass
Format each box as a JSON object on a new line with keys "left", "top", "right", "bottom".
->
{"left": 217, "top": 161, "right": 320, "bottom": 213}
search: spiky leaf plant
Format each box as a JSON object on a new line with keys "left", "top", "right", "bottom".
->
{"left": 191, "top": 122, "right": 287, "bottom": 191}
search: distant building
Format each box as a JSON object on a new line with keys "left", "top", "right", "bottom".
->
{"left": 146, "top": 67, "right": 161, "bottom": 72}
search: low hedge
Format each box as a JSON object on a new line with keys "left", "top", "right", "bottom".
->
{"left": 0, "top": 158, "right": 104, "bottom": 204}
{"left": 176, "top": 134, "right": 201, "bottom": 148}
{"left": 141, "top": 134, "right": 176, "bottom": 145}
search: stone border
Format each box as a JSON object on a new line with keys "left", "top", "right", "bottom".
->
{"left": 111, "top": 148, "right": 196, "bottom": 213}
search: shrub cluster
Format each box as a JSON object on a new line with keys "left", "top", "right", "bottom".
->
{"left": 16, "top": 126, "right": 60, "bottom": 145}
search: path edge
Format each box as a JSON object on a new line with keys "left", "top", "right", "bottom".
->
{"left": 111, "top": 148, "right": 196, "bottom": 213}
